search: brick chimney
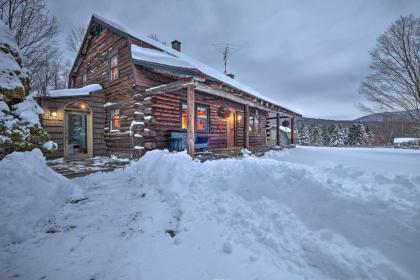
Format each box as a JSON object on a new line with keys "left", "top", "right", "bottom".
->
{"left": 171, "top": 40, "right": 181, "bottom": 52}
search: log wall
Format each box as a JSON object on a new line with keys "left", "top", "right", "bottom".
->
{"left": 70, "top": 26, "right": 137, "bottom": 156}
{"left": 39, "top": 92, "right": 106, "bottom": 158}
{"left": 131, "top": 66, "right": 268, "bottom": 151}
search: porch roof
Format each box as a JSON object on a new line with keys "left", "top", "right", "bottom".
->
{"left": 139, "top": 78, "right": 298, "bottom": 116}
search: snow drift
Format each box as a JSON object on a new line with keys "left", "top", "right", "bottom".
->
{"left": 131, "top": 149, "right": 420, "bottom": 280}
{"left": 0, "top": 149, "right": 73, "bottom": 246}
{"left": 1, "top": 147, "right": 419, "bottom": 280}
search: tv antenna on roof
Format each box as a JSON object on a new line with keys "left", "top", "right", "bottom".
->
{"left": 213, "top": 43, "right": 242, "bottom": 75}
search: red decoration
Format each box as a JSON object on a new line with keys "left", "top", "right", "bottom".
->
{"left": 217, "top": 105, "right": 231, "bottom": 119}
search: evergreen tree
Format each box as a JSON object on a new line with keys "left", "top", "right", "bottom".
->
{"left": 330, "top": 125, "right": 341, "bottom": 146}
{"left": 297, "top": 124, "right": 310, "bottom": 145}
{"left": 321, "top": 125, "right": 331, "bottom": 146}
{"left": 338, "top": 125, "right": 347, "bottom": 146}
{"left": 347, "top": 122, "right": 367, "bottom": 146}
{"left": 364, "top": 125, "right": 374, "bottom": 146}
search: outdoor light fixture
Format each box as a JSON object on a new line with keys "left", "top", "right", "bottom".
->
{"left": 237, "top": 115, "right": 242, "bottom": 121}
{"left": 50, "top": 108, "right": 57, "bottom": 117}
{"left": 80, "top": 104, "right": 86, "bottom": 109}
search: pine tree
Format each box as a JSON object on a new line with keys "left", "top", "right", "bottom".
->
{"left": 357, "top": 122, "right": 367, "bottom": 145}
{"left": 297, "top": 124, "right": 310, "bottom": 145}
{"left": 338, "top": 125, "right": 347, "bottom": 146}
{"left": 309, "top": 125, "right": 321, "bottom": 146}
{"left": 364, "top": 125, "right": 374, "bottom": 146}
{"left": 330, "top": 125, "right": 341, "bottom": 146}
{"left": 320, "top": 126, "right": 331, "bottom": 146}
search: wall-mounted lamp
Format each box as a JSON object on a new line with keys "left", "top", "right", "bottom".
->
{"left": 80, "top": 104, "right": 86, "bottom": 109}
{"left": 50, "top": 108, "right": 57, "bottom": 117}
{"left": 237, "top": 114, "right": 242, "bottom": 121}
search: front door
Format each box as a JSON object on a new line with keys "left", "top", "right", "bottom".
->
{"left": 226, "top": 110, "right": 236, "bottom": 148}
{"left": 65, "top": 111, "right": 90, "bottom": 158}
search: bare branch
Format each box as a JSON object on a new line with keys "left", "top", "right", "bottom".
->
{"left": 359, "top": 14, "right": 420, "bottom": 122}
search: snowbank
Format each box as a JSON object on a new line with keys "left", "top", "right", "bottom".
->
{"left": 0, "top": 149, "right": 73, "bottom": 246}
{"left": 130, "top": 149, "right": 420, "bottom": 279}
{"left": 2, "top": 148, "right": 419, "bottom": 279}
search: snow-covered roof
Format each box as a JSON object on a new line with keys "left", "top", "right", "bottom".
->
{"left": 131, "top": 45, "right": 194, "bottom": 70}
{"left": 269, "top": 125, "right": 291, "bottom": 133}
{"left": 91, "top": 14, "right": 300, "bottom": 115}
{"left": 47, "top": 84, "right": 102, "bottom": 98}
{"left": 393, "top": 138, "right": 420, "bottom": 144}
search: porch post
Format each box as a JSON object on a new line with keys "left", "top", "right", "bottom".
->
{"left": 276, "top": 112, "right": 280, "bottom": 146}
{"left": 244, "top": 105, "right": 249, "bottom": 149}
{"left": 290, "top": 117, "right": 295, "bottom": 144}
{"left": 187, "top": 84, "right": 195, "bottom": 156}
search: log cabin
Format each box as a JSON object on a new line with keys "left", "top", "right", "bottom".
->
{"left": 39, "top": 14, "right": 301, "bottom": 159}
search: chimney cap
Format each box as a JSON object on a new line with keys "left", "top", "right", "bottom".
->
{"left": 171, "top": 40, "right": 181, "bottom": 52}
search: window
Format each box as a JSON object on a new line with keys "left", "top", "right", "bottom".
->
{"left": 110, "top": 108, "right": 120, "bottom": 130}
{"left": 249, "top": 115, "right": 261, "bottom": 135}
{"left": 95, "top": 25, "right": 102, "bottom": 37}
{"left": 181, "top": 103, "right": 187, "bottom": 129}
{"left": 196, "top": 105, "right": 209, "bottom": 131}
{"left": 110, "top": 53, "right": 119, "bottom": 81}
{"left": 81, "top": 70, "right": 87, "bottom": 85}
{"left": 180, "top": 101, "right": 210, "bottom": 132}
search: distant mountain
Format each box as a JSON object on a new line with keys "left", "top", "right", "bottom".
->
{"left": 355, "top": 111, "right": 411, "bottom": 122}
{"left": 295, "top": 117, "right": 353, "bottom": 127}
{"left": 296, "top": 111, "right": 413, "bottom": 127}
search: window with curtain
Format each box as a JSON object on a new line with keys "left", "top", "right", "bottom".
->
{"left": 181, "top": 103, "right": 188, "bottom": 129}
{"left": 180, "top": 102, "right": 209, "bottom": 132}
{"left": 110, "top": 53, "right": 119, "bottom": 81}
{"left": 196, "top": 105, "right": 209, "bottom": 131}
{"left": 110, "top": 108, "right": 120, "bottom": 130}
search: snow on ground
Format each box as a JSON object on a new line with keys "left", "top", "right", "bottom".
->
{"left": 0, "top": 149, "right": 73, "bottom": 247}
{"left": 0, "top": 147, "right": 419, "bottom": 279}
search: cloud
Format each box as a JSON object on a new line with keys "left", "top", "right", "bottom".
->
{"left": 48, "top": 0, "right": 420, "bottom": 119}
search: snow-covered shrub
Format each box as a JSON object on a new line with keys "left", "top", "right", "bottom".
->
{"left": 0, "top": 21, "right": 30, "bottom": 100}
{"left": 0, "top": 21, "right": 52, "bottom": 158}
{"left": 0, "top": 149, "right": 73, "bottom": 246}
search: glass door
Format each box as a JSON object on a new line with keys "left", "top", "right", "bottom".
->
{"left": 67, "top": 112, "right": 88, "bottom": 157}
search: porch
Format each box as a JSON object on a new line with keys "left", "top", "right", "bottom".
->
{"left": 133, "top": 77, "right": 301, "bottom": 157}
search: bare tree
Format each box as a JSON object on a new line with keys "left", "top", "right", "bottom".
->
{"left": 359, "top": 14, "right": 420, "bottom": 122}
{"left": 30, "top": 47, "right": 64, "bottom": 95}
{"left": 66, "top": 24, "right": 86, "bottom": 58}
{"left": 0, "top": 0, "right": 62, "bottom": 93}
{"left": 61, "top": 24, "right": 87, "bottom": 87}
{"left": 0, "top": 0, "right": 59, "bottom": 70}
